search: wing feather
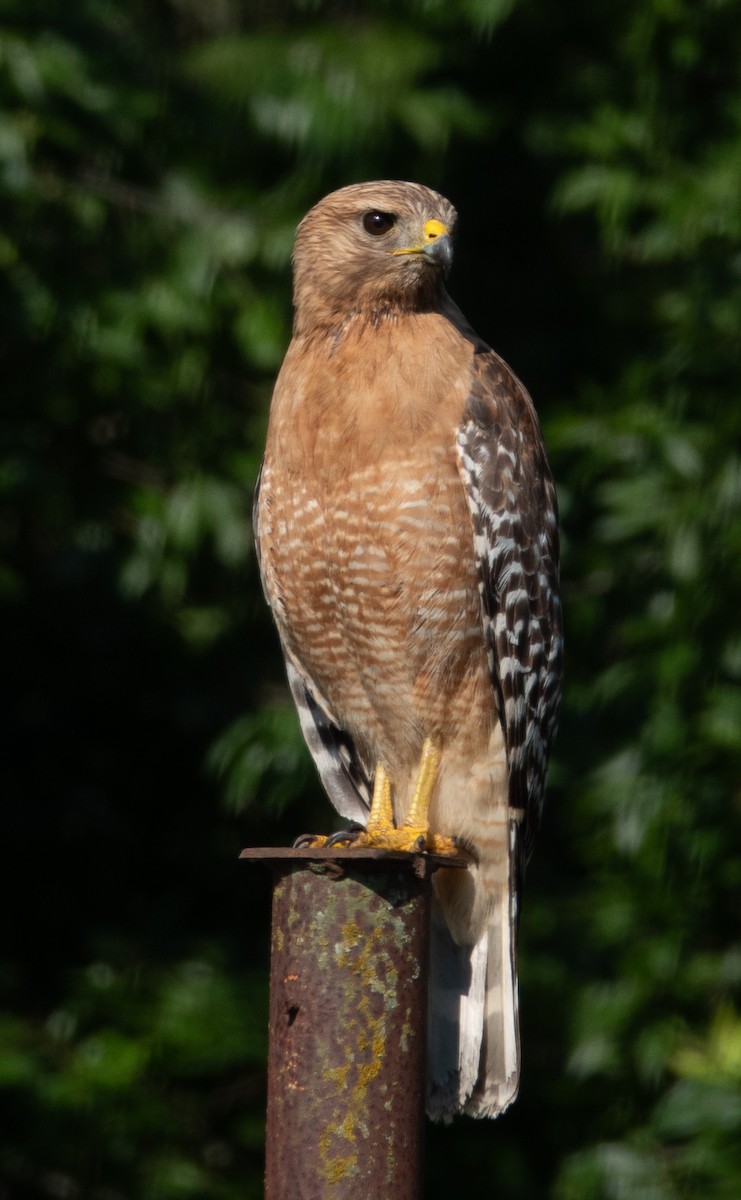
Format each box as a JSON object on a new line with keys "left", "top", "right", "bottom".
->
{"left": 455, "top": 346, "right": 563, "bottom": 858}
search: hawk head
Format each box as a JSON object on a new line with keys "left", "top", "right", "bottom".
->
{"left": 292, "top": 181, "right": 457, "bottom": 334}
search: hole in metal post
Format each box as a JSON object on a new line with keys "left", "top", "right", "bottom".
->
{"left": 286, "top": 1005, "right": 299, "bottom": 1026}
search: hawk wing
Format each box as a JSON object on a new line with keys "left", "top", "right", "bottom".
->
{"left": 456, "top": 345, "right": 563, "bottom": 861}
{"left": 252, "top": 466, "right": 372, "bottom": 825}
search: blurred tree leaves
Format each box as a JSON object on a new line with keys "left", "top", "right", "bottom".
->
{"left": 2, "top": 0, "right": 740, "bottom": 1197}
{"left": 0, "top": 958, "right": 266, "bottom": 1198}
{"left": 187, "top": 26, "right": 485, "bottom": 158}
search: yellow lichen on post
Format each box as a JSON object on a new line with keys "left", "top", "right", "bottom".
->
{"left": 317, "top": 919, "right": 404, "bottom": 1184}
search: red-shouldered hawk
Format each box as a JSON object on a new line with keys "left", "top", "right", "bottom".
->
{"left": 253, "top": 181, "right": 563, "bottom": 1119}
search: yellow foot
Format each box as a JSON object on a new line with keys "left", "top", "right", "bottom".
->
{"left": 352, "top": 761, "right": 423, "bottom": 850}
{"left": 425, "top": 832, "right": 463, "bottom": 858}
{"left": 354, "top": 826, "right": 427, "bottom": 852}
{"left": 295, "top": 739, "right": 466, "bottom": 857}
{"left": 351, "top": 737, "right": 464, "bottom": 859}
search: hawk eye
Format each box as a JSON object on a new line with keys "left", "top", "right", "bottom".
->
{"left": 362, "top": 210, "right": 395, "bottom": 236}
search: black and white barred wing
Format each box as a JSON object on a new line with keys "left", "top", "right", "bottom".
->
{"left": 252, "top": 466, "right": 372, "bottom": 825}
{"left": 456, "top": 348, "right": 563, "bottom": 857}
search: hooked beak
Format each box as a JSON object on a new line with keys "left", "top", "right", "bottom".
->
{"left": 390, "top": 218, "right": 453, "bottom": 273}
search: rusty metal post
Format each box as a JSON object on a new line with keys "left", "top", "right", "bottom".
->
{"left": 241, "top": 846, "right": 458, "bottom": 1200}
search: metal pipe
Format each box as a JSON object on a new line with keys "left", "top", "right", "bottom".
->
{"left": 241, "top": 846, "right": 463, "bottom": 1200}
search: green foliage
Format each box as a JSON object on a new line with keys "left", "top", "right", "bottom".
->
{"left": 187, "top": 25, "right": 485, "bottom": 158}
{"left": 2, "top": 0, "right": 740, "bottom": 1197}
{"left": 207, "top": 703, "right": 315, "bottom": 814}
{"left": 0, "top": 958, "right": 266, "bottom": 1198}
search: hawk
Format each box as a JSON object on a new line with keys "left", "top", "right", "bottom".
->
{"left": 253, "top": 181, "right": 563, "bottom": 1119}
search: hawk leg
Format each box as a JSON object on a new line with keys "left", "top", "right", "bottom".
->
{"left": 366, "top": 762, "right": 394, "bottom": 834}
{"left": 295, "top": 766, "right": 394, "bottom": 849}
{"left": 295, "top": 739, "right": 462, "bottom": 856}
{"left": 356, "top": 737, "right": 461, "bottom": 857}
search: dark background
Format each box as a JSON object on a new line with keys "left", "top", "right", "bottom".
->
{"left": 2, "top": 1, "right": 740, "bottom": 1196}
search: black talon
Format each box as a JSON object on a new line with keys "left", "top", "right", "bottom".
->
{"left": 292, "top": 832, "right": 324, "bottom": 848}
{"left": 325, "top": 823, "right": 365, "bottom": 847}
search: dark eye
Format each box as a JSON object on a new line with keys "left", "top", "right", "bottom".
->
{"left": 362, "top": 211, "right": 395, "bottom": 236}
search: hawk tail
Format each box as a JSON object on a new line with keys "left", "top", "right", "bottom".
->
{"left": 426, "top": 820, "right": 521, "bottom": 1120}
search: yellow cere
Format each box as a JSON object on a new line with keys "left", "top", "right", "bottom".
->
{"left": 390, "top": 218, "right": 449, "bottom": 257}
